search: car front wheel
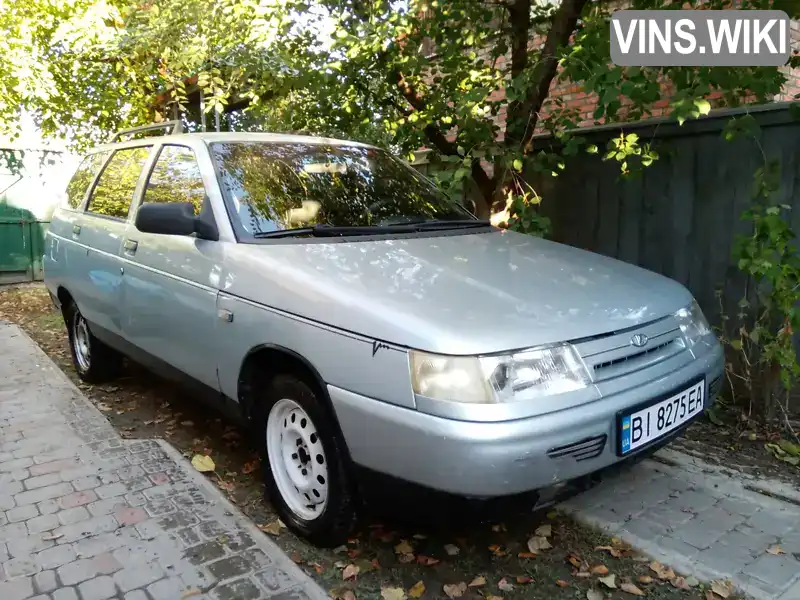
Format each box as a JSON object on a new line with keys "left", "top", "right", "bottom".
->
{"left": 255, "top": 373, "right": 358, "bottom": 547}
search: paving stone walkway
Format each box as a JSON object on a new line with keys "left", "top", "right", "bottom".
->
{"left": 0, "top": 322, "right": 328, "bottom": 600}
{"left": 562, "top": 445, "right": 800, "bottom": 600}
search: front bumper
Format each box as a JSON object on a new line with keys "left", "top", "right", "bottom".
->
{"left": 329, "top": 344, "right": 724, "bottom": 498}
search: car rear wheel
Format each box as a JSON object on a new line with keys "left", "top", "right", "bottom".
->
{"left": 255, "top": 373, "right": 358, "bottom": 547}
{"left": 64, "top": 301, "right": 122, "bottom": 383}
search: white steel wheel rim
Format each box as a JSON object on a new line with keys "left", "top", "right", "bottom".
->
{"left": 74, "top": 313, "right": 91, "bottom": 372}
{"left": 266, "top": 398, "right": 329, "bottom": 521}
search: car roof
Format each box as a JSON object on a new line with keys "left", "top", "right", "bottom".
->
{"left": 87, "top": 131, "right": 380, "bottom": 154}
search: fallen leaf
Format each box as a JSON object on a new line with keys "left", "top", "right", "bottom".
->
{"left": 381, "top": 588, "right": 406, "bottom": 600}
{"left": 341, "top": 591, "right": 357, "bottom": 600}
{"left": 517, "top": 552, "right": 536, "bottom": 559}
{"left": 342, "top": 564, "right": 359, "bottom": 580}
{"left": 547, "top": 510, "right": 558, "bottom": 519}
{"left": 397, "top": 553, "right": 416, "bottom": 564}
{"left": 191, "top": 454, "right": 215, "bottom": 473}
{"left": 181, "top": 420, "right": 194, "bottom": 427}
{"left": 491, "top": 523, "right": 507, "bottom": 532}
{"left": 291, "top": 551, "right": 303, "bottom": 564}
{"left": 395, "top": 540, "right": 414, "bottom": 555}
{"left": 637, "top": 575, "right": 653, "bottom": 584}
{"left": 767, "top": 545, "right": 786, "bottom": 555}
{"left": 334, "top": 561, "right": 347, "bottom": 569}
{"left": 497, "top": 578, "right": 514, "bottom": 592}
{"left": 535, "top": 523, "right": 552, "bottom": 537}
{"left": 685, "top": 575, "right": 700, "bottom": 587}
{"left": 242, "top": 460, "right": 259, "bottom": 474}
{"left": 567, "top": 555, "right": 582, "bottom": 568}
{"left": 515, "top": 575, "right": 533, "bottom": 584}
{"left": 711, "top": 579, "right": 734, "bottom": 598}
{"left": 620, "top": 582, "right": 645, "bottom": 596}
{"left": 258, "top": 520, "right": 284, "bottom": 536}
{"left": 527, "top": 536, "right": 552, "bottom": 552}
{"left": 97, "top": 402, "right": 113, "bottom": 412}
{"left": 444, "top": 544, "right": 460, "bottom": 556}
{"left": 333, "top": 545, "right": 348, "bottom": 554}
{"left": 416, "top": 555, "right": 440, "bottom": 566}
{"left": 575, "top": 570, "right": 591, "bottom": 578}
{"left": 591, "top": 564, "right": 609, "bottom": 575}
{"left": 468, "top": 576, "right": 486, "bottom": 587}
{"left": 587, "top": 590, "right": 604, "bottom": 600}
{"left": 41, "top": 533, "right": 63, "bottom": 541}
{"left": 485, "top": 596, "right": 502, "bottom": 600}
{"left": 413, "top": 534, "right": 427, "bottom": 540}
{"left": 409, "top": 581, "right": 425, "bottom": 599}
{"left": 649, "top": 561, "right": 675, "bottom": 580}
{"left": 556, "top": 579, "right": 569, "bottom": 588}
{"left": 671, "top": 576, "right": 690, "bottom": 590}
{"left": 181, "top": 588, "right": 202, "bottom": 599}
{"left": 599, "top": 574, "right": 617, "bottom": 589}
{"left": 778, "top": 439, "right": 800, "bottom": 456}
{"left": 353, "top": 559, "right": 376, "bottom": 574}
{"left": 443, "top": 582, "right": 467, "bottom": 599}
{"left": 310, "top": 562, "right": 324, "bottom": 574}
{"left": 488, "top": 544, "right": 506, "bottom": 556}
{"left": 348, "top": 549, "right": 362, "bottom": 559}
{"left": 596, "top": 545, "right": 622, "bottom": 558}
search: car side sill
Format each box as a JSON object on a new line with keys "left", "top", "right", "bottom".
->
{"left": 86, "top": 320, "right": 247, "bottom": 426}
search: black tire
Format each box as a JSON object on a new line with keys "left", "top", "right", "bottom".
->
{"left": 254, "top": 373, "right": 358, "bottom": 547}
{"left": 64, "top": 301, "right": 123, "bottom": 383}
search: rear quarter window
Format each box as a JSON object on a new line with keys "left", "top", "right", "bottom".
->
{"left": 64, "top": 152, "right": 109, "bottom": 210}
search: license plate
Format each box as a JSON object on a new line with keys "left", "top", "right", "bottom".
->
{"left": 619, "top": 379, "right": 704, "bottom": 455}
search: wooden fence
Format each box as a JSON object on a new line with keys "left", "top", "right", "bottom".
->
{"left": 530, "top": 102, "right": 800, "bottom": 327}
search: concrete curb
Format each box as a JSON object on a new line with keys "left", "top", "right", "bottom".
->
{"left": 156, "top": 440, "right": 330, "bottom": 600}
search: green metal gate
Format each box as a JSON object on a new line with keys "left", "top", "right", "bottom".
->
{"left": 0, "top": 203, "right": 48, "bottom": 284}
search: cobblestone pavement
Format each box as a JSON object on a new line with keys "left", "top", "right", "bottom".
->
{"left": 561, "top": 446, "right": 800, "bottom": 600}
{"left": 0, "top": 322, "right": 328, "bottom": 600}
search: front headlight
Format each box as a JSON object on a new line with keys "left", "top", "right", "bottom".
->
{"left": 674, "top": 299, "right": 712, "bottom": 346}
{"left": 409, "top": 344, "right": 590, "bottom": 405}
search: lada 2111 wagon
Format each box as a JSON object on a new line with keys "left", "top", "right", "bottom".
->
{"left": 43, "top": 121, "right": 725, "bottom": 546}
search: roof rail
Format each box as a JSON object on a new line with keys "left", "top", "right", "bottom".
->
{"left": 108, "top": 120, "right": 183, "bottom": 143}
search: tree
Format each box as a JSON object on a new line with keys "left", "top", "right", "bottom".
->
{"left": 231, "top": 0, "right": 797, "bottom": 221}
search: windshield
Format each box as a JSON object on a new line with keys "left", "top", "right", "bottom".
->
{"left": 209, "top": 142, "right": 474, "bottom": 236}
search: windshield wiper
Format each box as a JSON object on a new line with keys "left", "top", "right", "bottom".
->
{"left": 408, "top": 219, "right": 492, "bottom": 229}
{"left": 252, "top": 220, "right": 492, "bottom": 239}
{"left": 253, "top": 225, "right": 412, "bottom": 238}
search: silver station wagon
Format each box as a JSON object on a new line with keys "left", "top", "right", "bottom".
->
{"left": 44, "top": 122, "right": 724, "bottom": 546}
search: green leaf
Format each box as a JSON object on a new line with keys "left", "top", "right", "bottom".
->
{"left": 694, "top": 99, "right": 711, "bottom": 116}
{"left": 778, "top": 439, "right": 800, "bottom": 457}
{"left": 512, "top": 158, "right": 523, "bottom": 172}
{"left": 705, "top": 407, "right": 725, "bottom": 427}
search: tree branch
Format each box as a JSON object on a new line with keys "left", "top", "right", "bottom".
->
{"left": 393, "top": 70, "right": 495, "bottom": 215}
{"left": 504, "top": 0, "right": 588, "bottom": 153}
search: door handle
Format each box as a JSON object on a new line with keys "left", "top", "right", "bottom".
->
{"left": 123, "top": 239, "right": 138, "bottom": 255}
{"left": 72, "top": 224, "right": 81, "bottom": 236}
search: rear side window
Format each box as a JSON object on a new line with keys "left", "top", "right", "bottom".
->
{"left": 86, "top": 147, "right": 151, "bottom": 219}
{"left": 64, "top": 152, "right": 108, "bottom": 210}
{"left": 143, "top": 145, "right": 206, "bottom": 216}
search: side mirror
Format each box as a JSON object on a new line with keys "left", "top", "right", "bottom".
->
{"left": 135, "top": 202, "right": 218, "bottom": 240}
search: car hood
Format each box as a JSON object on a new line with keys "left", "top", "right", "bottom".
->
{"left": 225, "top": 229, "right": 693, "bottom": 355}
